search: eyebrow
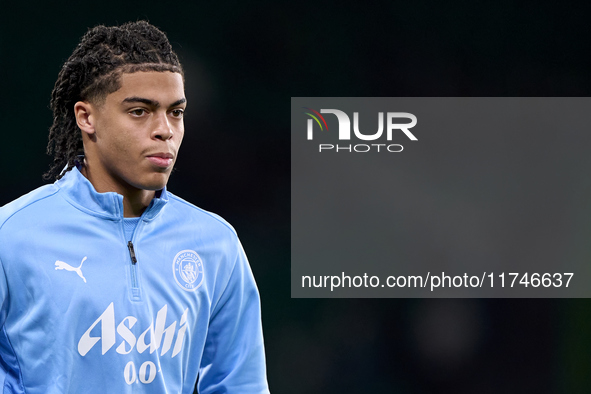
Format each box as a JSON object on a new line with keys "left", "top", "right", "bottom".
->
{"left": 122, "top": 97, "right": 186, "bottom": 108}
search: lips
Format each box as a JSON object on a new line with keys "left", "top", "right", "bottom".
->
{"left": 146, "top": 153, "right": 174, "bottom": 168}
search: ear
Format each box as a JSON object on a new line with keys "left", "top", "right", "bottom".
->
{"left": 74, "top": 101, "right": 97, "bottom": 136}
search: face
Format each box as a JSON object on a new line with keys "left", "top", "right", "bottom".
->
{"left": 77, "top": 71, "right": 186, "bottom": 194}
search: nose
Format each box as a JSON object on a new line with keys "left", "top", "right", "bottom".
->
{"left": 152, "top": 112, "right": 173, "bottom": 141}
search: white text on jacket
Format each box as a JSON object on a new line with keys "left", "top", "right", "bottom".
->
{"left": 78, "top": 303, "right": 188, "bottom": 357}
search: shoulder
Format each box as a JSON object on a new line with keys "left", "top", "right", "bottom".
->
{"left": 165, "top": 191, "right": 239, "bottom": 239}
{"left": 0, "top": 184, "right": 60, "bottom": 231}
{"left": 163, "top": 192, "right": 246, "bottom": 276}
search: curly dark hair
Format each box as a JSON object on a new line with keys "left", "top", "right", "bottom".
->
{"left": 44, "top": 20, "right": 184, "bottom": 181}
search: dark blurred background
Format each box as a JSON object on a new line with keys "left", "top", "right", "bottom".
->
{"left": 2, "top": 1, "right": 591, "bottom": 393}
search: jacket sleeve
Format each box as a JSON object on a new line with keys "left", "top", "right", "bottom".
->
{"left": 198, "top": 240, "right": 270, "bottom": 394}
{"left": 0, "top": 255, "right": 8, "bottom": 328}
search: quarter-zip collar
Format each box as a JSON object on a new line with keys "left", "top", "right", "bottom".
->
{"left": 56, "top": 166, "right": 169, "bottom": 221}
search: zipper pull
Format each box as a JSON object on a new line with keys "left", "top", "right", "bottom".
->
{"left": 127, "top": 241, "right": 138, "bottom": 264}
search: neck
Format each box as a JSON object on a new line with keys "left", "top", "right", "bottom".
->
{"left": 80, "top": 164, "right": 155, "bottom": 218}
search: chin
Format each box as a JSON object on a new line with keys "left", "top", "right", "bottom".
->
{"left": 138, "top": 174, "right": 170, "bottom": 191}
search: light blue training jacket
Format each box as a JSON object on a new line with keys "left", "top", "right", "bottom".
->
{"left": 0, "top": 167, "right": 269, "bottom": 393}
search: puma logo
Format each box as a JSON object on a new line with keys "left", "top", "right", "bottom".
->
{"left": 55, "top": 256, "right": 88, "bottom": 283}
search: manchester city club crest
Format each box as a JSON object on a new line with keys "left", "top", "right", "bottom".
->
{"left": 172, "top": 250, "right": 204, "bottom": 291}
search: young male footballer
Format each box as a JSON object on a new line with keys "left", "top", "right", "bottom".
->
{"left": 0, "top": 21, "right": 269, "bottom": 393}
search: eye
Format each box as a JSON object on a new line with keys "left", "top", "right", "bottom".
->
{"left": 170, "top": 109, "right": 185, "bottom": 118}
{"left": 129, "top": 108, "right": 147, "bottom": 116}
